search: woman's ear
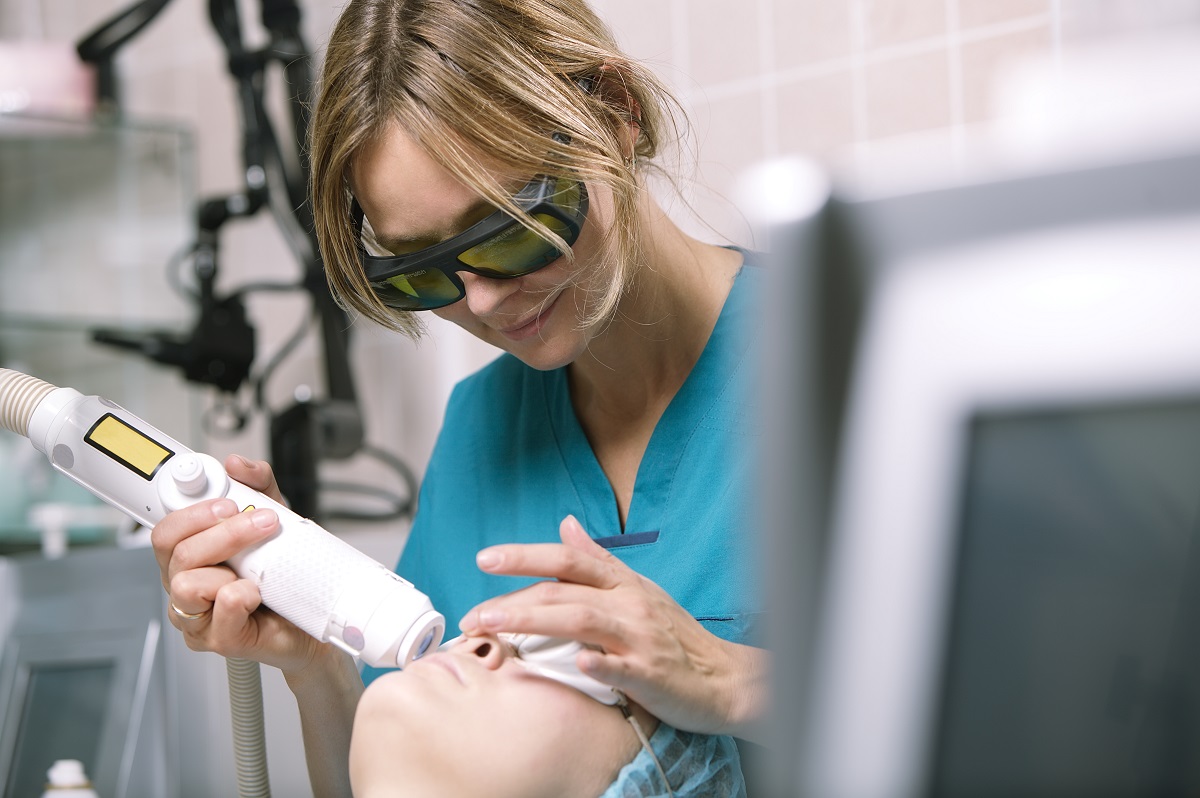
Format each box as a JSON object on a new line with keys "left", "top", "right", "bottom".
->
{"left": 590, "top": 62, "right": 642, "bottom": 161}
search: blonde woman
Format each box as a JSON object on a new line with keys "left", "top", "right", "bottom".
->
{"left": 152, "top": 0, "right": 768, "bottom": 794}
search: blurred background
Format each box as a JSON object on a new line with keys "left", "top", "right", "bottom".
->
{"left": 1, "top": 0, "right": 1198, "bottom": 795}
{"left": 6, "top": 0, "right": 1199, "bottom": 548}
{"left": 6, "top": 0, "right": 1197, "bottom": 551}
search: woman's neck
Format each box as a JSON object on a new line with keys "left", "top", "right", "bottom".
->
{"left": 568, "top": 198, "right": 743, "bottom": 421}
{"left": 565, "top": 198, "right": 743, "bottom": 528}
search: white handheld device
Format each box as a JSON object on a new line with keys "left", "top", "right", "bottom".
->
{"left": 0, "top": 368, "right": 444, "bottom": 668}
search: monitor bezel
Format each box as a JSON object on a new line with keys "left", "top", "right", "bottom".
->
{"left": 794, "top": 149, "right": 1200, "bottom": 797}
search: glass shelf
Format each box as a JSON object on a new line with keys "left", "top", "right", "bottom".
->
{"left": 0, "top": 114, "right": 199, "bottom": 554}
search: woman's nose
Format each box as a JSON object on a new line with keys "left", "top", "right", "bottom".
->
{"left": 455, "top": 634, "right": 509, "bottom": 670}
{"left": 459, "top": 272, "right": 518, "bottom": 318}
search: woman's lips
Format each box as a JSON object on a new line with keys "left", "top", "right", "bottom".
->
{"left": 419, "top": 654, "right": 464, "bottom": 685}
{"left": 499, "top": 292, "right": 561, "bottom": 341}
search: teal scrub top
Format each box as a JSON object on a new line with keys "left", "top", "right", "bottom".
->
{"left": 363, "top": 256, "right": 764, "bottom": 685}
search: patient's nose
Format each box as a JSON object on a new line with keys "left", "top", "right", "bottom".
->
{"left": 456, "top": 634, "right": 508, "bottom": 669}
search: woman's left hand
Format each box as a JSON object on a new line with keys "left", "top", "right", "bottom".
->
{"left": 458, "top": 515, "right": 769, "bottom": 743}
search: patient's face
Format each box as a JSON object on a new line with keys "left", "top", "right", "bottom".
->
{"left": 350, "top": 635, "right": 643, "bottom": 798}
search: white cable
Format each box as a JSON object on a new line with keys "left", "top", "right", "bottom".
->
{"left": 618, "top": 695, "right": 675, "bottom": 798}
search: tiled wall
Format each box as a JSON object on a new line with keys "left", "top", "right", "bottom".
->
{"left": 3, "top": 0, "right": 1195, "bottom": 595}
{"left": 592, "top": 0, "right": 1200, "bottom": 243}
{"left": 5, "top": 0, "right": 1194, "bottom": 475}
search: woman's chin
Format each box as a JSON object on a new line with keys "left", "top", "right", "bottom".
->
{"left": 506, "top": 337, "right": 586, "bottom": 371}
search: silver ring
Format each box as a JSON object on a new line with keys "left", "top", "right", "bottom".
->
{"left": 170, "top": 601, "right": 208, "bottom": 621}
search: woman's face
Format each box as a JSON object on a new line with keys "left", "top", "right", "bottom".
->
{"left": 349, "top": 634, "right": 640, "bottom": 798}
{"left": 350, "top": 124, "right": 616, "bottom": 371}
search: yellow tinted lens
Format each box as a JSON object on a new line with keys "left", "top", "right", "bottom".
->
{"left": 551, "top": 179, "right": 582, "bottom": 213}
{"left": 457, "top": 214, "right": 570, "bottom": 276}
{"left": 374, "top": 268, "right": 461, "bottom": 309}
{"left": 387, "top": 274, "right": 420, "bottom": 298}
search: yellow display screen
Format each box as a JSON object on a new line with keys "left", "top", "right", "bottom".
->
{"left": 84, "top": 413, "right": 174, "bottom": 480}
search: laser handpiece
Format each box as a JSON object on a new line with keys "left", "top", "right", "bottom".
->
{"left": 0, "top": 368, "right": 444, "bottom": 668}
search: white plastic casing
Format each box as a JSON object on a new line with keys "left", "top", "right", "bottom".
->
{"left": 25, "top": 389, "right": 444, "bottom": 668}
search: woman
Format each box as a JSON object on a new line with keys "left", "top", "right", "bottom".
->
{"left": 153, "top": 0, "right": 768, "bottom": 794}
{"left": 351, "top": 627, "right": 746, "bottom": 797}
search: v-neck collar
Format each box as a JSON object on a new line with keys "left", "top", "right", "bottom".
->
{"left": 542, "top": 263, "right": 756, "bottom": 537}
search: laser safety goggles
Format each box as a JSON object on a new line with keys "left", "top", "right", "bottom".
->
{"left": 352, "top": 174, "right": 589, "bottom": 311}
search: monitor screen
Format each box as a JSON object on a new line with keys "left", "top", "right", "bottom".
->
{"left": 934, "top": 401, "right": 1200, "bottom": 796}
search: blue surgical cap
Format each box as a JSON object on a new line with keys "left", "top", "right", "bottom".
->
{"left": 598, "top": 722, "right": 747, "bottom": 798}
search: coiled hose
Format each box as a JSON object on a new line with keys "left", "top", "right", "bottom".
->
{"left": 227, "top": 658, "right": 271, "bottom": 798}
{"left": 0, "top": 367, "right": 271, "bottom": 798}
{"left": 0, "top": 368, "right": 55, "bottom": 437}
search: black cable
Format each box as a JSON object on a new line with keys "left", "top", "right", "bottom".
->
{"left": 250, "top": 309, "right": 315, "bottom": 412}
{"left": 165, "top": 241, "right": 201, "bottom": 300}
{"left": 319, "top": 445, "right": 420, "bottom": 522}
{"left": 361, "top": 443, "right": 420, "bottom": 511}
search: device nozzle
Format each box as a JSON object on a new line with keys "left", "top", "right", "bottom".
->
{"left": 0, "top": 368, "right": 58, "bottom": 438}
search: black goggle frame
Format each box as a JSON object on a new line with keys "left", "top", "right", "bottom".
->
{"left": 351, "top": 174, "right": 589, "bottom": 311}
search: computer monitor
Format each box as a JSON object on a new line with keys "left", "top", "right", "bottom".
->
{"left": 757, "top": 142, "right": 1200, "bottom": 797}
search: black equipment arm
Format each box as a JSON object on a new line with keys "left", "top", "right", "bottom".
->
{"left": 74, "top": 0, "right": 412, "bottom": 522}
{"left": 76, "top": 0, "right": 172, "bottom": 110}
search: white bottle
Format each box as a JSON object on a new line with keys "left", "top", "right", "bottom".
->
{"left": 39, "top": 760, "right": 99, "bottom": 798}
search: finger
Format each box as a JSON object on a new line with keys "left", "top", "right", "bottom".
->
{"left": 459, "top": 600, "right": 629, "bottom": 651}
{"left": 151, "top": 498, "right": 240, "bottom": 584}
{"left": 168, "top": 507, "right": 279, "bottom": 582}
{"left": 475, "top": 519, "right": 629, "bottom": 589}
{"left": 475, "top": 543, "right": 624, "bottom": 590}
{"left": 208, "top": 577, "right": 266, "bottom": 642}
{"left": 224, "top": 454, "right": 285, "bottom": 504}
{"left": 468, "top": 577, "right": 617, "bottom": 615}
{"left": 169, "top": 564, "right": 237, "bottom": 615}
{"left": 460, "top": 580, "right": 609, "bottom": 633}
{"left": 575, "top": 647, "right": 638, "bottom": 692}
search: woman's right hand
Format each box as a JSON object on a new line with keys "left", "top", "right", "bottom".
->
{"left": 150, "top": 454, "right": 323, "bottom": 675}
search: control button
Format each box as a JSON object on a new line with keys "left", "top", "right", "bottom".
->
{"left": 171, "top": 455, "right": 208, "bottom": 496}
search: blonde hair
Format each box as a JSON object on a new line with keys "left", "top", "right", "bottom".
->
{"left": 310, "top": 0, "right": 685, "bottom": 337}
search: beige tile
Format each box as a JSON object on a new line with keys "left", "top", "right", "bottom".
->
{"left": 776, "top": 70, "right": 857, "bottom": 157}
{"left": 124, "top": 0, "right": 222, "bottom": 69}
{"left": 41, "top": 0, "right": 131, "bottom": 40}
{"left": 685, "top": 0, "right": 762, "bottom": 86}
{"left": 960, "top": 26, "right": 1053, "bottom": 123}
{"left": 188, "top": 71, "right": 244, "bottom": 193}
{"left": 692, "top": 90, "right": 768, "bottom": 180}
{"left": 864, "top": 50, "right": 952, "bottom": 139}
{"left": 773, "top": 0, "right": 854, "bottom": 69}
{"left": 677, "top": 89, "right": 767, "bottom": 244}
{"left": 959, "top": 0, "right": 1052, "bottom": 30}
{"left": 122, "top": 64, "right": 195, "bottom": 123}
{"left": 1058, "top": 0, "right": 1200, "bottom": 42}
{"left": 865, "top": 0, "right": 948, "bottom": 49}
{"left": 594, "top": 0, "right": 677, "bottom": 63}
{"left": 0, "top": 5, "right": 30, "bottom": 37}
